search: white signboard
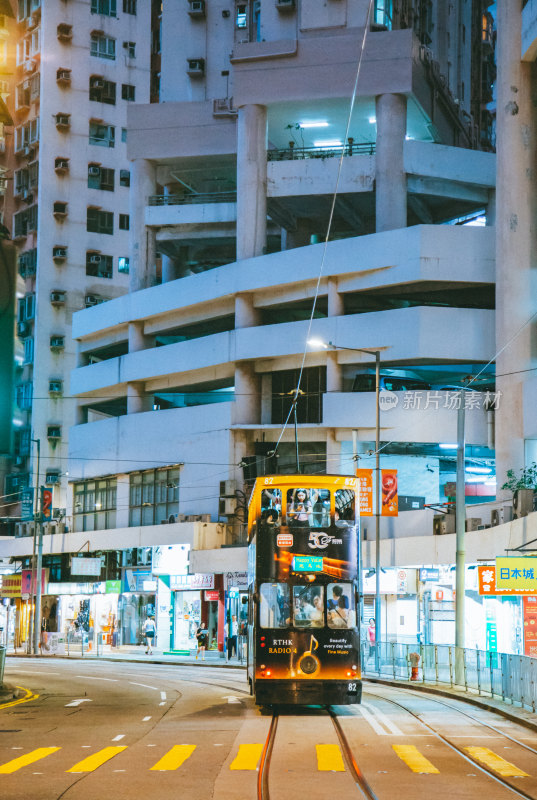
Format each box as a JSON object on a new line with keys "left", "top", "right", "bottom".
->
{"left": 224, "top": 571, "right": 248, "bottom": 590}
{"left": 191, "top": 573, "right": 214, "bottom": 590}
{"left": 169, "top": 573, "right": 214, "bottom": 591}
{"left": 152, "top": 545, "right": 190, "bottom": 576}
{"left": 70, "top": 557, "right": 102, "bottom": 577}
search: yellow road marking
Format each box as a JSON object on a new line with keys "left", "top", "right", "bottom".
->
{"left": 0, "top": 687, "right": 39, "bottom": 711}
{"left": 67, "top": 746, "right": 127, "bottom": 773}
{"left": 150, "top": 745, "right": 196, "bottom": 771}
{"left": 0, "top": 748, "right": 60, "bottom": 774}
{"left": 229, "top": 743, "right": 263, "bottom": 770}
{"left": 392, "top": 744, "right": 440, "bottom": 774}
{"left": 316, "top": 744, "right": 346, "bottom": 772}
{"left": 464, "top": 747, "right": 530, "bottom": 778}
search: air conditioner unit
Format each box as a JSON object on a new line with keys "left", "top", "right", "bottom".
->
{"left": 53, "top": 202, "right": 68, "bottom": 218}
{"left": 85, "top": 294, "right": 102, "bottom": 306}
{"left": 433, "top": 514, "right": 456, "bottom": 535}
{"left": 23, "top": 61, "right": 35, "bottom": 74}
{"left": 22, "top": 189, "right": 32, "bottom": 202}
{"left": 22, "top": 145, "right": 33, "bottom": 157}
{"left": 57, "top": 69, "right": 71, "bottom": 83}
{"left": 88, "top": 165, "right": 100, "bottom": 177}
{"left": 45, "top": 472, "right": 61, "bottom": 485}
{"left": 50, "top": 335, "right": 65, "bottom": 349}
{"left": 275, "top": 0, "right": 295, "bottom": 10}
{"left": 219, "top": 497, "right": 237, "bottom": 516}
{"left": 188, "top": 0, "right": 206, "bottom": 17}
{"left": 513, "top": 488, "right": 535, "bottom": 519}
{"left": 465, "top": 518, "right": 482, "bottom": 532}
{"left": 91, "top": 77, "right": 104, "bottom": 89}
{"left": 219, "top": 479, "right": 236, "bottom": 497}
{"left": 50, "top": 290, "right": 66, "bottom": 305}
{"left": 14, "top": 456, "right": 25, "bottom": 466}
{"left": 16, "top": 321, "right": 30, "bottom": 338}
{"left": 49, "top": 379, "right": 63, "bottom": 394}
{"left": 55, "top": 158, "right": 69, "bottom": 173}
{"left": 47, "top": 426, "right": 61, "bottom": 440}
{"left": 89, "top": 254, "right": 101, "bottom": 265}
{"left": 53, "top": 246, "right": 67, "bottom": 260}
{"left": 187, "top": 58, "right": 205, "bottom": 77}
{"left": 213, "top": 97, "right": 237, "bottom": 117}
{"left": 55, "top": 114, "right": 70, "bottom": 128}
{"left": 15, "top": 522, "right": 35, "bottom": 538}
{"left": 57, "top": 23, "right": 73, "bottom": 41}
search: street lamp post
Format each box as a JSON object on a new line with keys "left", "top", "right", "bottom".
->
{"left": 29, "top": 438, "right": 40, "bottom": 655}
{"left": 308, "top": 338, "right": 383, "bottom": 657}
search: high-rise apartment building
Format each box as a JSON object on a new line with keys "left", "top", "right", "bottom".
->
{"left": 0, "top": 0, "right": 151, "bottom": 525}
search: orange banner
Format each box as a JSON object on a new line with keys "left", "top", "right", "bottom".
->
{"left": 478, "top": 565, "right": 537, "bottom": 596}
{"left": 355, "top": 469, "right": 373, "bottom": 516}
{"left": 524, "top": 596, "right": 537, "bottom": 657}
{"left": 381, "top": 469, "right": 398, "bottom": 516}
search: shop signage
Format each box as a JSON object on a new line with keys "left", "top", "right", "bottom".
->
{"left": 355, "top": 469, "right": 373, "bottom": 516}
{"left": 21, "top": 569, "right": 46, "bottom": 596}
{"left": 191, "top": 573, "right": 214, "bottom": 590}
{"left": 292, "top": 556, "right": 323, "bottom": 572}
{"left": 397, "top": 570, "right": 408, "bottom": 593}
{"left": 420, "top": 568, "right": 440, "bottom": 582}
{"left": 224, "top": 571, "right": 248, "bottom": 590}
{"left": 152, "top": 544, "right": 190, "bottom": 576}
{"left": 495, "top": 558, "right": 537, "bottom": 592}
{"left": 205, "top": 590, "right": 220, "bottom": 602}
{"left": 47, "top": 582, "right": 95, "bottom": 595}
{"left": 478, "top": 565, "right": 537, "bottom": 596}
{"left": 105, "top": 580, "right": 121, "bottom": 594}
{"left": 0, "top": 574, "right": 22, "bottom": 598}
{"left": 523, "top": 596, "right": 537, "bottom": 657}
{"left": 21, "top": 487, "right": 34, "bottom": 521}
{"left": 123, "top": 569, "right": 152, "bottom": 592}
{"left": 71, "top": 557, "right": 102, "bottom": 577}
{"left": 169, "top": 574, "right": 192, "bottom": 591}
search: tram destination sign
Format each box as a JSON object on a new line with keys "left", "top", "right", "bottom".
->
{"left": 292, "top": 556, "right": 324, "bottom": 572}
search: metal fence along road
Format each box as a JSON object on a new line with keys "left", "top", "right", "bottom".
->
{"left": 363, "top": 641, "right": 537, "bottom": 712}
{"left": 0, "top": 646, "right": 5, "bottom": 684}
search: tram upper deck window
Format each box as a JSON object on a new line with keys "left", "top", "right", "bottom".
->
{"left": 327, "top": 583, "right": 356, "bottom": 629}
{"left": 293, "top": 585, "right": 324, "bottom": 628}
{"left": 259, "top": 583, "right": 290, "bottom": 628}
{"left": 286, "top": 488, "right": 330, "bottom": 528}
{"left": 261, "top": 488, "right": 282, "bottom": 526}
{"left": 335, "top": 488, "right": 356, "bottom": 527}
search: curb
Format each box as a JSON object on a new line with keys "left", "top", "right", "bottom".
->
{"left": 6, "top": 653, "right": 247, "bottom": 670}
{"left": 364, "top": 676, "right": 537, "bottom": 734}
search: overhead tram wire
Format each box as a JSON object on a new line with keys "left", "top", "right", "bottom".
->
{"left": 271, "top": 0, "right": 375, "bottom": 462}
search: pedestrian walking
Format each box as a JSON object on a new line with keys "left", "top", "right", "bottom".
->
{"left": 227, "top": 614, "right": 238, "bottom": 660}
{"left": 142, "top": 615, "right": 156, "bottom": 655}
{"left": 367, "top": 618, "right": 376, "bottom": 658}
{"left": 196, "top": 621, "right": 208, "bottom": 660}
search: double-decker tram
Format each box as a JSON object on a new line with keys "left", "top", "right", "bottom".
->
{"left": 247, "top": 474, "right": 361, "bottom": 706}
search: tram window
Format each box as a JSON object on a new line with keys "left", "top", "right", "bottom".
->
{"left": 335, "top": 489, "right": 356, "bottom": 527}
{"left": 293, "top": 585, "right": 324, "bottom": 628}
{"left": 261, "top": 488, "right": 282, "bottom": 526}
{"left": 286, "top": 488, "right": 330, "bottom": 528}
{"left": 327, "top": 583, "right": 356, "bottom": 629}
{"left": 259, "top": 583, "right": 290, "bottom": 628}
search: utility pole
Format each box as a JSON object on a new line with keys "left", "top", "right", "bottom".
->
{"left": 374, "top": 351, "right": 381, "bottom": 669}
{"left": 33, "top": 489, "right": 44, "bottom": 658}
{"left": 455, "top": 385, "right": 466, "bottom": 682}
{"left": 29, "top": 438, "right": 40, "bottom": 655}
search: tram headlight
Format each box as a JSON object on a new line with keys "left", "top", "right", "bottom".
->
{"left": 352, "top": 665, "right": 357, "bottom": 670}
{"left": 260, "top": 664, "right": 266, "bottom": 670}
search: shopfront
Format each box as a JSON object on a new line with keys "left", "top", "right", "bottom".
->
{"left": 119, "top": 569, "right": 156, "bottom": 645}
{"left": 170, "top": 573, "right": 220, "bottom": 653}
{"left": 224, "top": 572, "right": 248, "bottom": 657}
{"left": 47, "top": 581, "right": 120, "bottom": 652}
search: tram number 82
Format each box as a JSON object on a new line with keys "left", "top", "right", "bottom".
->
{"left": 348, "top": 682, "right": 358, "bottom": 693}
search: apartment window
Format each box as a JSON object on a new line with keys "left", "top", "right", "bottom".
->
{"left": 16, "top": 75, "right": 39, "bottom": 109}
{"left": 14, "top": 204, "right": 38, "bottom": 237}
{"left": 91, "top": 0, "right": 117, "bottom": 15}
{"left": 88, "top": 165, "right": 114, "bottom": 191}
{"left": 16, "top": 381, "right": 33, "bottom": 410}
{"left": 74, "top": 478, "right": 117, "bottom": 533}
{"left": 14, "top": 427, "right": 31, "bottom": 457}
{"left": 236, "top": 4, "right": 247, "bottom": 27}
{"left": 15, "top": 117, "right": 40, "bottom": 152}
{"left": 89, "top": 121, "right": 115, "bottom": 147}
{"left": 123, "top": 41, "right": 136, "bottom": 58}
{"left": 17, "top": 293, "right": 35, "bottom": 321}
{"left": 119, "top": 213, "right": 129, "bottom": 231}
{"left": 86, "top": 252, "right": 113, "bottom": 278}
{"left": 23, "top": 337, "right": 34, "bottom": 365}
{"left": 374, "top": 0, "right": 392, "bottom": 28}
{"left": 129, "top": 468, "right": 180, "bottom": 526}
{"left": 123, "top": 0, "right": 136, "bottom": 13}
{"left": 5, "top": 472, "right": 29, "bottom": 498}
{"left": 121, "top": 127, "right": 127, "bottom": 142}
{"left": 87, "top": 207, "right": 114, "bottom": 235}
{"left": 121, "top": 83, "right": 135, "bottom": 101}
{"left": 18, "top": 0, "right": 41, "bottom": 21}
{"left": 119, "top": 170, "right": 130, "bottom": 187}
{"left": 118, "top": 256, "right": 129, "bottom": 273}
{"left": 271, "top": 367, "right": 326, "bottom": 425}
{"left": 91, "top": 32, "right": 116, "bottom": 60}
{"left": 89, "top": 76, "right": 116, "bottom": 104}
{"left": 18, "top": 248, "right": 37, "bottom": 278}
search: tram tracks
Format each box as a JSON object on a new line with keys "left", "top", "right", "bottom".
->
{"left": 365, "top": 688, "right": 537, "bottom": 800}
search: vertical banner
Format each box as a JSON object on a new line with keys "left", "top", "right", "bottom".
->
{"left": 0, "top": 242, "right": 15, "bottom": 455}
{"left": 381, "top": 469, "right": 398, "bottom": 516}
{"left": 355, "top": 469, "right": 373, "bottom": 516}
{"left": 523, "top": 596, "right": 537, "bottom": 657}
{"left": 41, "top": 487, "right": 53, "bottom": 521}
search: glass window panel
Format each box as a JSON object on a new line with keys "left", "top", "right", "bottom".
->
{"left": 259, "top": 583, "right": 289, "bottom": 628}
{"left": 261, "top": 488, "right": 281, "bottom": 525}
{"left": 335, "top": 489, "right": 356, "bottom": 526}
{"left": 286, "top": 488, "right": 329, "bottom": 528}
{"left": 142, "top": 505, "right": 154, "bottom": 526}
{"left": 293, "top": 585, "right": 324, "bottom": 628}
{"left": 327, "top": 583, "right": 355, "bottom": 629}
{"left": 130, "top": 507, "right": 141, "bottom": 526}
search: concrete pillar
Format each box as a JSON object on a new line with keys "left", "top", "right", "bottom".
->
{"left": 235, "top": 293, "right": 260, "bottom": 328}
{"left": 233, "top": 361, "right": 261, "bottom": 424}
{"left": 495, "top": 0, "right": 537, "bottom": 492}
{"left": 74, "top": 404, "right": 86, "bottom": 425}
{"left": 375, "top": 93, "right": 407, "bottom": 233}
{"left": 326, "top": 351, "right": 343, "bottom": 393}
{"left": 327, "top": 277, "right": 344, "bottom": 317}
{"left": 128, "top": 321, "right": 149, "bottom": 353}
{"left": 326, "top": 428, "right": 340, "bottom": 474}
{"left": 486, "top": 189, "right": 496, "bottom": 227}
{"left": 236, "top": 104, "right": 267, "bottom": 261}
{"left": 285, "top": 220, "right": 312, "bottom": 250}
{"left": 127, "top": 381, "right": 146, "bottom": 415}
{"left": 129, "top": 159, "right": 157, "bottom": 292}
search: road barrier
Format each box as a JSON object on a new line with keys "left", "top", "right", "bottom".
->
{"left": 0, "top": 646, "right": 5, "bottom": 684}
{"left": 363, "top": 641, "right": 537, "bottom": 712}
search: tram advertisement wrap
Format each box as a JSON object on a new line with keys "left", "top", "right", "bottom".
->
{"left": 257, "top": 629, "right": 360, "bottom": 681}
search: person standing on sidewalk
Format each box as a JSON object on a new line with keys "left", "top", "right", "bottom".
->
{"left": 367, "top": 618, "right": 376, "bottom": 659}
{"left": 195, "top": 621, "right": 208, "bottom": 660}
{"left": 143, "top": 615, "right": 156, "bottom": 655}
{"left": 227, "top": 614, "right": 238, "bottom": 660}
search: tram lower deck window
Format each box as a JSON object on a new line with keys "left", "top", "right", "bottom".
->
{"left": 293, "top": 585, "right": 324, "bottom": 628}
{"left": 327, "top": 582, "right": 355, "bottom": 629}
{"left": 260, "top": 583, "right": 289, "bottom": 628}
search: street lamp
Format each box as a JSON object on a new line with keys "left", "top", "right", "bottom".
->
{"left": 308, "top": 338, "right": 383, "bottom": 657}
{"left": 29, "top": 438, "right": 40, "bottom": 656}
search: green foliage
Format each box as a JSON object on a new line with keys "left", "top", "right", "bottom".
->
{"left": 501, "top": 463, "right": 537, "bottom": 493}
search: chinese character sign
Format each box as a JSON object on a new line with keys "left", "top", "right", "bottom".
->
{"left": 495, "top": 558, "right": 537, "bottom": 592}
{"left": 523, "top": 596, "right": 537, "bottom": 657}
{"left": 355, "top": 469, "right": 373, "bottom": 516}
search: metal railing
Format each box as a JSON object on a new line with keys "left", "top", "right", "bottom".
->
{"left": 148, "top": 191, "right": 237, "bottom": 207}
{"left": 267, "top": 142, "right": 375, "bottom": 161}
{"left": 0, "top": 646, "right": 5, "bottom": 684}
{"left": 363, "top": 641, "right": 537, "bottom": 712}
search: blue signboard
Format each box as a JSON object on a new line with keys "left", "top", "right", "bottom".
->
{"left": 420, "top": 568, "right": 440, "bottom": 582}
{"left": 292, "top": 556, "right": 324, "bottom": 572}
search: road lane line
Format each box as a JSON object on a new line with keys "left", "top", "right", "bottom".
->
{"left": 316, "top": 744, "right": 345, "bottom": 772}
{"left": 356, "top": 704, "right": 388, "bottom": 735}
{"left": 150, "top": 745, "right": 197, "bottom": 771}
{"left": 0, "top": 687, "right": 38, "bottom": 712}
{"left": 464, "top": 747, "right": 530, "bottom": 778}
{"left": 67, "top": 746, "right": 127, "bottom": 773}
{"left": 75, "top": 676, "right": 118, "bottom": 682}
{"left": 361, "top": 701, "right": 404, "bottom": 735}
{"left": 229, "top": 744, "right": 263, "bottom": 770}
{"left": 160, "top": 691, "right": 166, "bottom": 701}
{"left": 0, "top": 748, "right": 60, "bottom": 774}
{"left": 129, "top": 682, "right": 158, "bottom": 691}
{"left": 392, "top": 745, "right": 440, "bottom": 774}
{"left": 65, "top": 699, "right": 92, "bottom": 708}
{"left": 142, "top": 716, "right": 152, "bottom": 722}
{"left": 112, "top": 735, "right": 125, "bottom": 742}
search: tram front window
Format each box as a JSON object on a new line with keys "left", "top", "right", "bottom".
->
{"left": 259, "top": 583, "right": 290, "bottom": 628}
{"left": 335, "top": 489, "right": 356, "bottom": 527}
{"left": 261, "top": 488, "right": 282, "bottom": 526}
{"left": 327, "top": 582, "right": 355, "bottom": 629}
{"left": 286, "top": 488, "right": 330, "bottom": 528}
{"left": 293, "top": 585, "right": 324, "bottom": 628}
